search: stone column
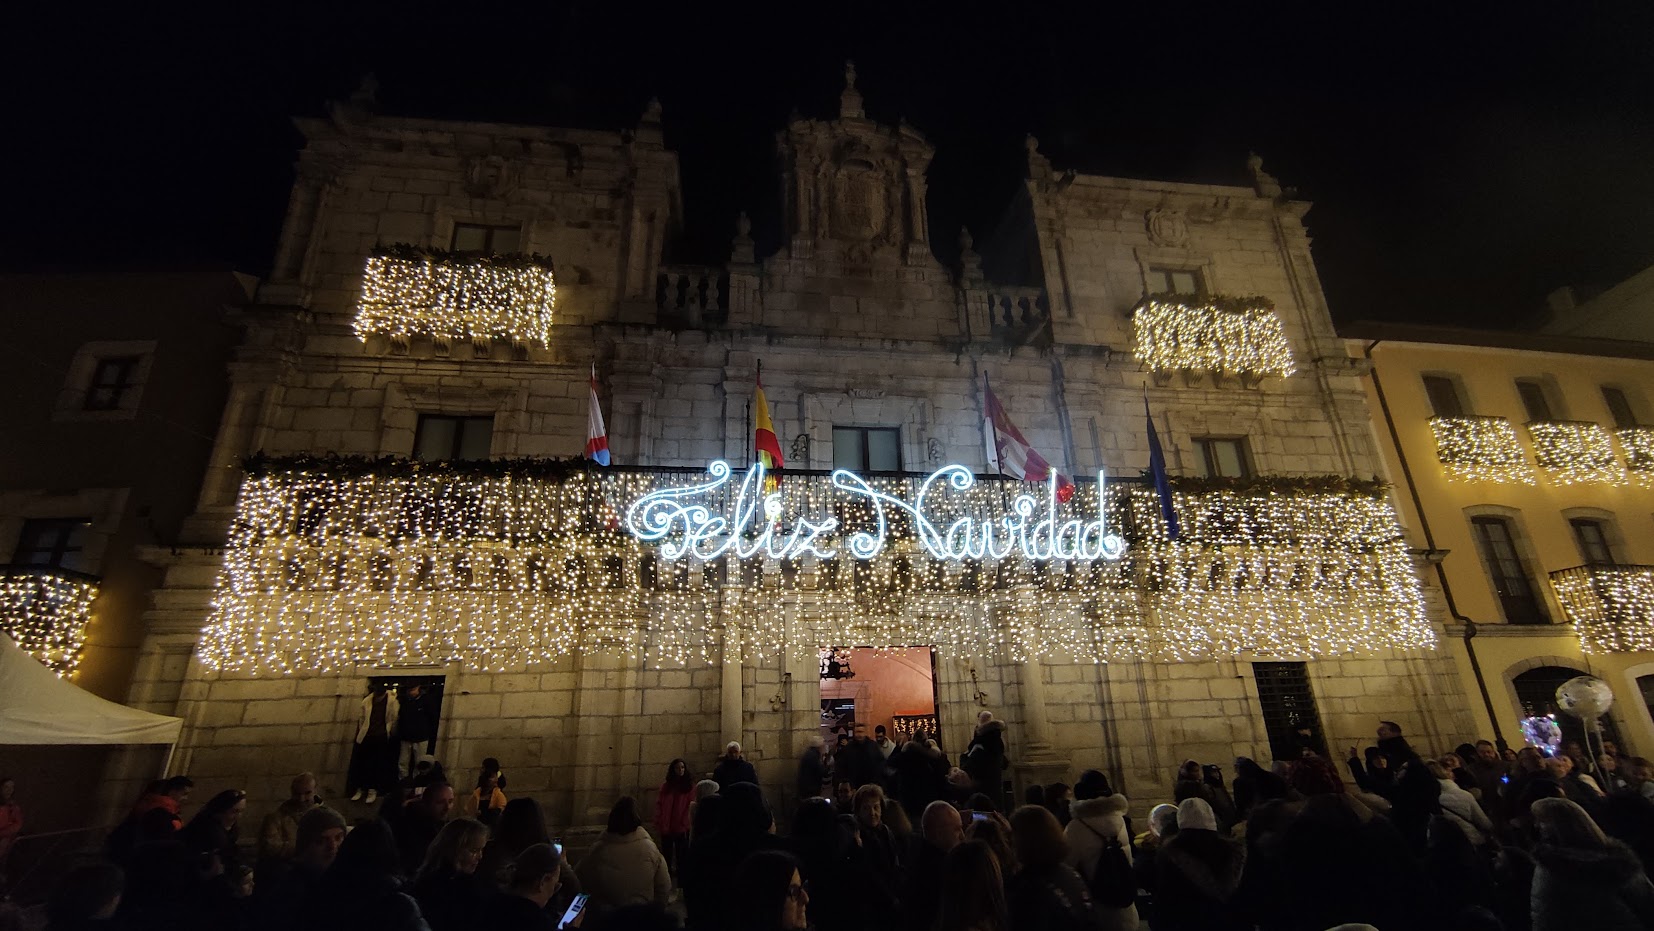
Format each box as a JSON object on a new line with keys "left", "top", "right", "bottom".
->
{"left": 1020, "top": 656, "right": 1054, "bottom": 750}
{"left": 1012, "top": 653, "right": 1071, "bottom": 799}
{"left": 721, "top": 620, "right": 743, "bottom": 745}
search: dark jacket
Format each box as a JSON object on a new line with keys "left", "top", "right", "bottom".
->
{"left": 963, "top": 720, "right": 1008, "bottom": 797}
{"left": 1008, "top": 862, "right": 1102, "bottom": 931}
{"left": 1531, "top": 841, "right": 1654, "bottom": 931}
{"left": 899, "top": 840, "right": 949, "bottom": 931}
{"left": 410, "top": 866, "right": 491, "bottom": 931}
{"left": 842, "top": 738, "right": 887, "bottom": 789}
{"left": 396, "top": 690, "right": 438, "bottom": 745}
{"left": 713, "top": 757, "right": 758, "bottom": 790}
{"left": 1377, "top": 733, "right": 1419, "bottom": 770}
{"left": 1154, "top": 829, "right": 1245, "bottom": 931}
{"left": 388, "top": 805, "right": 445, "bottom": 877}
{"left": 480, "top": 892, "right": 557, "bottom": 931}
{"left": 893, "top": 741, "right": 948, "bottom": 819}
{"left": 796, "top": 746, "right": 826, "bottom": 799}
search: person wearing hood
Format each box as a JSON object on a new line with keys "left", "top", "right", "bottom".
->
{"left": 1530, "top": 796, "right": 1654, "bottom": 931}
{"left": 1426, "top": 760, "right": 1494, "bottom": 846}
{"left": 1155, "top": 798, "right": 1245, "bottom": 931}
{"left": 1063, "top": 770, "right": 1136, "bottom": 931}
{"left": 963, "top": 712, "right": 1009, "bottom": 810}
{"left": 577, "top": 797, "right": 672, "bottom": 913}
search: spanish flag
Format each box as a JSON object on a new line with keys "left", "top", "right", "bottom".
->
{"left": 754, "top": 365, "right": 784, "bottom": 486}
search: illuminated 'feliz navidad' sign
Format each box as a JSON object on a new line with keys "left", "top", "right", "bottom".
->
{"left": 624, "top": 460, "right": 1128, "bottom": 563}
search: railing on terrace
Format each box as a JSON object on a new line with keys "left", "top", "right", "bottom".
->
{"left": 352, "top": 245, "right": 556, "bottom": 347}
{"left": 1550, "top": 564, "right": 1654, "bottom": 654}
{"left": 656, "top": 266, "right": 729, "bottom": 328}
{"left": 1429, "top": 415, "right": 1534, "bottom": 484}
{"left": 1131, "top": 294, "right": 1295, "bottom": 380}
{"left": 1618, "top": 426, "right": 1654, "bottom": 481}
{"left": 0, "top": 564, "right": 99, "bottom": 675}
{"left": 1526, "top": 420, "right": 1622, "bottom": 484}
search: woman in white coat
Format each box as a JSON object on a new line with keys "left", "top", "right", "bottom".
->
{"left": 1063, "top": 769, "right": 1138, "bottom": 931}
{"left": 577, "top": 796, "right": 672, "bottom": 914}
{"left": 1427, "top": 760, "right": 1494, "bottom": 846}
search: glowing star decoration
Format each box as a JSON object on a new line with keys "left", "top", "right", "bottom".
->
{"left": 0, "top": 566, "right": 98, "bottom": 676}
{"left": 1527, "top": 421, "right": 1623, "bottom": 485}
{"left": 1430, "top": 416, "right": 1534, "bottom": 484}
{"left": 1550, "top": 564, "right": 1654, "bottom": 654}
{"left": 352, "top": 244, "right": 556, "bottom": 344}
{"left": 1616, "top": 427, "right": 1654, "bottom": 485}
{"left": 1131, "top": 295, "right": 1295, "bottom": 379}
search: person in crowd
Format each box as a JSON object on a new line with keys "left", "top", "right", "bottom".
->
{"left": 116, "top": 774, "right": 194, "bottom": 856}
{"left": 396, "top": 682, "right": 439, "bottom": 779}
{"left": 1132, "top": 802, "right": 1178, "bottom": 894}
{"left": 1423, "top": 811, "right": 1499, "bottom": 926}
{"left": 882, "top": 797, "right": 913, "bottom": 849}
{"left": 1506, "top": 745, "right": 1551, "bottom": 801}
{"left": 962, "top": 712, "right": 1009, "bottom": 809}
{"left": 255, "top": 805, "right": 347, "bottom": 930}
{"left": 1043, "top": 782, "right": 1072, "bottom": 827}
{"left": 465, "top": 771, "right": 508, "bottom": 828}
{"left": 683, "top": 781, "right": 785, "bottom": 931}
{"left": 1596, "top": 753, "right": 1630, "bottom": 793}
{"left": 1626, "top": 757, "right": 1654, "bottom": 800}
{"left": 1466, "top": 740, "right": 1509, "bottom": 814}
{"left": 903, "top": 799, "right": 964, "bottom": 930}
{"left": 115, "top": 833, "right": 216, "bottom": 931}
{"left": 1201, "top": 763, "right": 1238, "bottom": 830}
{"left": 655, "top": 758, "right": 696, "bottom": 880}
{"left": 790, "top": 797, "right": 890, "bottom": 931}
{"left": 1600, "top": 791, "right": 1654, "bottom": 878}
{"left": 1006, "top": 804, "right": 1098, "bottom": 931}
{"left": 389, "top": 777, "right": 456, "bottom": 876}
{"left": 715, "top": 742, "right": 759, "bottom": 790}
{"left": 44, "top": 861, "right": 124, "bottom": 931}
{"left": 1428, "top": 759, "right": 1495, "bottom": 846}
{"left": 258, "top": 772, "right": 319, "bottom": 871}
{"left": 830, "top": 781, "right": 854, "bottom": 815}
{"left": 731, "top": 849, "right": 808, "bottom": 931}
{"left": 841, "top": 723, "right": 885, "bottom": 789}
{"left": 1439, "top": 751, "right": 1480, "bottom": 793}
{"left": 893, "top": 730, "right": 948, "bottom": 821}
{"left": 1064, "top": 769, "right": 1135, "bottom": 931}
{"left": 1375, "top": 720, "right": 1419, "bottom": 769}
{"left": 1174, "top": 759, "right": 1218, "bottom": 806}
{"left": 796, "top": 736, "right": 826, "bottom": 802}
{"left": 851, "top": 784, "right": 903, "bottom": 883}
{"left": 0, "top": 778, "right": 20, "bottom": 872}
{"left": 578, "top": 796, "right": 672, "bottom": 912}
{"left": 481, "top": 842, "right": 562, "bottom": 930}
{"left": 180, "top": 788, "right": 249, "bottom": 880}
{"left": 968, "top": 810, "right": 1019, "bottom": 879}
{"left": 1231, "top": 757, "right": 1287, "bottom": 818}
{"left": 1154, "top": 797, "right": 1244, "bottom": 931}
{"left": 411, "top": 817, "right": 491, "bottom": 931}
{"left": 936, "top": 839, "right": 1009, "bottom": 931}
{"left": 1386, "top": 758, "right": 1442, "bottom": 852}
{"left": 1344, "top": 745, "right": 1395, "bottom": 796}
{"left": 874, "top": 725, "right": 897, "bottom": 760}
{"left": 1530, "top": 796, "right": 1654, "bottom": 930}
{"left": 1544, "top": 754, "right": 1605, "bottom": 807}
{"left": 305, "top": 819, "right": 429, "bottom": 931}
{"left": 480, "top": 757, "right": 508, "bottom": 792}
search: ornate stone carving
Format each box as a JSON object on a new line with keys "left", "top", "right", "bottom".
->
{"left": 927, "top": 436, "right": 943, "bottom": 466}
{"left": 464, "top": 155, "right": 514, "bottom": 198}
{"left": 790, "top": 434, "right": 811, "bottom": 463}
{"left": 1145, "top": 207, "right": 1189, "bottom": 247}
{"left": 848, "top": 387, "right": 885, "bottom": 399}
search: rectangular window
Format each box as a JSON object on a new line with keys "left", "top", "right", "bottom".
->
{"left": 833, "top": 427, "right": 902, "bottom": 472}
{"left": 1146, "top": 266, "right": 1205, "bottom": 296}
{"left": 1603, "top": 387, "right": 1637, "bottom": 429}
{"left": 1422, "top": 375, "right": 1466, "bottom": 418}
{"left": 1516, "top": 380, "right": 1554, "bottom": 423}
{"left": 449, "top": 223, "right": 521, "bottom": 254}
{"left": 1570, "top": 518, "right": 1616, "bottom": 566}
{"left": 84, "top": 357, "right": 142, "bottom": 411}
{"left": 1470, "top": 516, "right": 1547, "bottom": 623}
{"left": 1252, "top": 662, "right": 1327, "bottom": 760}
{"left": 13, "top": 519, "right": 91, "bottom": 571}
{"left": 1193, "top": 437, "right": 1250, "bottom": 478}
{"left": 414, "top": 414, "right": 494, "bottom": 461}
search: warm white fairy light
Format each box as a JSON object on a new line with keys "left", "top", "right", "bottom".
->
{"left": 0, "top": 566, "right": 98, "bottom": 675}
{"left": 196, "top": 460, "right": 1435, "bottom": 674}
{"left": 1131, "top": 295, "right": 1295, "bottom": 378}
{"left": 352, "top": 245, "right": 556, "bottom": 344}
{"left": 1527, "top": 421, "right": 1623, "bottom": 485}
{"left": 1430, "top": 416, "right": 1534, "bottom": 484}
{"left": 1618, "top": 427, "right": 1654, "bottom": 485}
{"left": 1550, "top": 564, "right": 1654, "bottom": 654}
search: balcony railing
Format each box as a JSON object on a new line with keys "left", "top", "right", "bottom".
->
{"left": 1429, "top": 415, "right": 1534, "bottom": 484}
{"left": 1550, "top": 564, "right": 1654, "bottom": 654}
{"left": 1527, "top": 421, "right": 1623, "bottom": 485}
{"left": 0, "top": 565, "right": 99, "bottom": 675}
{"left": 1131, "top": 294, "right": 1295, "bottom": 379}
{"left": 1620, "top": 427, "right": 1654, "bottom": 482}
{"left": 352, "top": 245, "right": 556, "bottom": 345}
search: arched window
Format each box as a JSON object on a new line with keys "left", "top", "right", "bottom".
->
{"left": 1512, "top": 665, "right": 1622, "bottom": 753}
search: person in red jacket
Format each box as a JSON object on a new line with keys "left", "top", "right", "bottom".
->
{"left": 655, "top": 758, "right": 695, "bottom": 882}
{"left": 0, "top": 777, "right": 21, "bottom": 868}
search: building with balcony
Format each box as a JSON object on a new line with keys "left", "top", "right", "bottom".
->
{"left": 1347, "top": 320, "right": 1654, "bottom": 755}
{"left": 132, "top": 69, "right": 1475, "bottom": 826}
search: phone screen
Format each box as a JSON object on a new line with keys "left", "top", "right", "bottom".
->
{"left": 558, "top": 893, "right": 589, "bottom": 929}
{"left": 971, "top": 811, "right": 989, "bottom": 823}
{"left": 553, "top": 842, "right": 564, "bottom": 858}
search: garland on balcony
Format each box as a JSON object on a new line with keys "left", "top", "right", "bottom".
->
{"left": 1131, "top": 293, "right": 1296, "bottom": 378}
{"left": 354, "top": 243, "right": 557, "bottom": 344}
{"left": 1144, "top": 292, "right": 1274, "bottom": 315}
{"left": 242, "top": 452, "right": 592, "bottom": 481}
{"left": 371, "top": 242, "right": 556, "bottom": 271}
{"left": 1164, "top": 473, "right": 1389, "bottom": 499}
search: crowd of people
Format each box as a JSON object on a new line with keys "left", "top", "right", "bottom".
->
{"left": 7, "top": 714, "right": 1654, "bottom": 931}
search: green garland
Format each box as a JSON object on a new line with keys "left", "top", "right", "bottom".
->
{"left": 1138, "top": 292, "right": 1275, "bottom": 315}
{"left": 1159, "top": 472, "right": 1390, "bottom": 498}
{"left": 372, "top": 242, "right": 556, "bottom": 273}
{"left": 242, "top": 453, "right": 593, "bottom": 481}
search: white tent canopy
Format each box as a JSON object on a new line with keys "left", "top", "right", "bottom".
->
{"left": 0, "top": 634, "right": 182, "bottom": 746}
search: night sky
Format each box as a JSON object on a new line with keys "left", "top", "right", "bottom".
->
{"left": 8, "top": 2, "right": 1654, "bottom": 329}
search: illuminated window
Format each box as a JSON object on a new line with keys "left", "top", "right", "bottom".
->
{"left": 1602, "top": 387, "right": 1638, "bottom": 429}
{"left": 450, "top": 223, "right": 521, "bottom": 255}
{"left": 84, "top": 357, "right": 142, "bottom": 411}
{"left": 833, "top": 427, "right": 901, "bottom": 472}
{"left": 1193, "top": 437, "right": 1250, "bottom": 478}
{"left": 1569, "top": 518, "right": 1616, "bottom": 566}
{"left": 1516, "top": 380, "right": 1555, "bottom": 423}
{"left": 1146, "top": 266, "right": 1205, "bottom": 296}
{"left": 1470, "top": 515, "right": 1546, "bottom": 624}
{"left": 13, "top": 519, "right": 91, "bottom": 572}
{"left": 1422, "top": 375, "right": 1465, "bottom": 418}
{"left": 414, "top": 415, "right": 494, "bottom": 461}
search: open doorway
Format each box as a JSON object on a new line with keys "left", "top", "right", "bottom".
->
{"left": 818, "top": 646, "right": 940, "bottom": 748}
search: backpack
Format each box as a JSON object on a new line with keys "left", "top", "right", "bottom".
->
{"left": 1076, "top": 818, "right": 1137, "bottom": 908}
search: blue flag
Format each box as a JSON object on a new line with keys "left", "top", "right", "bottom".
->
{"left": 1145, "top": 397, "right": 1181, "bottom": 541}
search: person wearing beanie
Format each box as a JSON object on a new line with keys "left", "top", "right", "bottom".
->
{"left": 1153, "top": 798, "right": 1245, "bottom": 931}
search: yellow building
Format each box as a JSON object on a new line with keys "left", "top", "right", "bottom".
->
{"left": 1347, "top": 322, "right": 1654, "bottom": 757}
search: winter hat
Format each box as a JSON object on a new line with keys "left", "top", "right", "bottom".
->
{"left": 694, "top": 779, "right": 720, "bottom": 801}
{"left": 1075, "top": 770, "right": 1114, "bottom": 800}
{"left": 296, "top": 805, "right": 347, "bottom": 850}
{"left": 1176, "top": 797, "right": 1217, "bottom": 831}
{"left": 1148, "top": 803, "right": 1180, "bottom": 837}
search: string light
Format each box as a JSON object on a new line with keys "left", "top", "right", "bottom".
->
{"left": 1550, "top": 564, "right": 1654, "bottom": 654}
{"left": 1527, "top": 421, "right": 1623, "bottom": 485}
{"left": 196, "top": 458, "right": 1435, "bottom": 674}
{"left": 1618, "top": 427, "right": 1654, "bottom": 485}
{"left": 1430, "top": 416, "right": 1534, "bottom": 484}
{"left": 0, "top": 566, "right": 98, "bottom": 675}
{"left": 352, "top": 244, "right": 556, "bottom": 344}
{"left": 1131, "top": 295, "right": 1295, "bottom": 378}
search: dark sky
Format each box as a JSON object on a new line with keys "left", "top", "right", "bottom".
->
{"left": 8, "top": 1, "right": 1654, "bottom": 328}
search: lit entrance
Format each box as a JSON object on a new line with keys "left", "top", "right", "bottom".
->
{"left": 818, "top": 646, "right": 940, "bottom": 747}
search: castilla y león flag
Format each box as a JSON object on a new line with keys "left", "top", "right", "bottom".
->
{"left": 584, "top": 364, "right": 611, "bottom": 466}
{"left": 983, "top": 376, "right": 1075, "bottom": 503}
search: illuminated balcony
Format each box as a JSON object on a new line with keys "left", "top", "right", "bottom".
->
{"left": 1131, "top": 295, "right": 1295, "bottom": 380}
{"left": 0, "top": 565, "right": 98, "bottom": 675}
{"left": 1429, "top": 416, "right": 1533, "bottom": 484}
{"left": 1550, "top": 564, "right": 1654, "bottom": 654}
{"left": 1527, "top": 421, "right": 1623, "bottom": 485}
{"left": 352, "top": 245, "right": 556, "bottom": 346}
{"left": 1620, "top": 427, "right": 1654, "bottom": 483}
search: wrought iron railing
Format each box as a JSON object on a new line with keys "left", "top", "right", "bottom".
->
{"left": 1429, "top": 415, "right": 1533, "bottom": 484}
{"left": 1550, "top": 564, "right": 1654, "bottom": 654}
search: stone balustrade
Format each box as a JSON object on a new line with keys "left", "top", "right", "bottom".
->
{"left": 655, "top": 266, "right": 727, "bottom": 327}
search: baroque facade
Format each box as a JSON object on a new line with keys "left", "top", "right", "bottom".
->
{"left": 126, "top": 69, "right": 1477, "bottom": 828}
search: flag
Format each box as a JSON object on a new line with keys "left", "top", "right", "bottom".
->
{"left": 983, "top": 375, "right": 1075, "bottom": 503}
{"left": 1145, "top": 396, "right": 1180, "bottom": 540}
{"left": 585, "top": 365, "right": 610, "bottom": 466}
{"left": 754, "top": 365, "right": 784, "bottom": 486}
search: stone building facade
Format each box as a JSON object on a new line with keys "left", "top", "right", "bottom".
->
{"left": 130, "top": 70, "right": 1476, "bottom": 828}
